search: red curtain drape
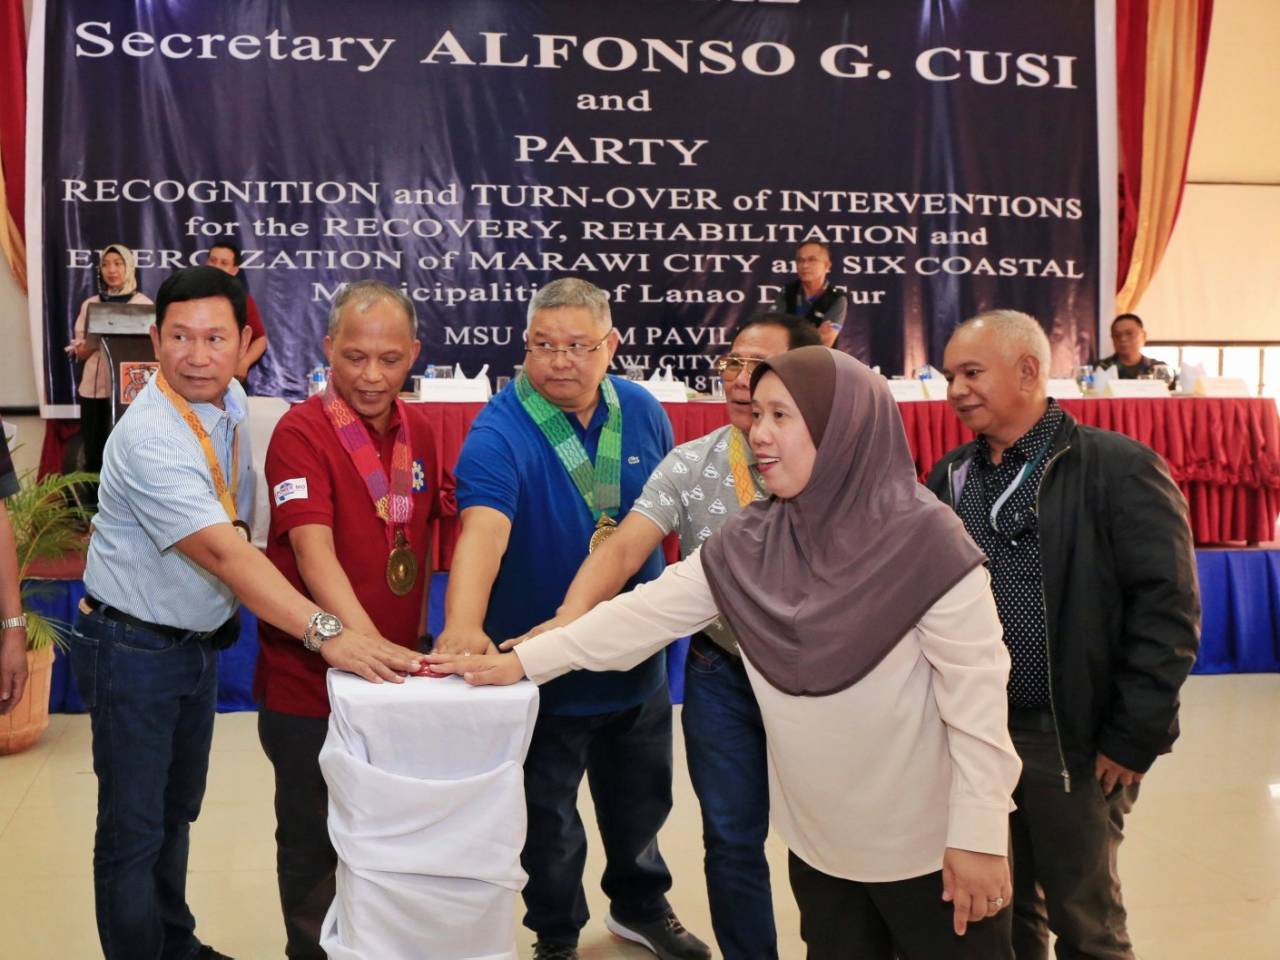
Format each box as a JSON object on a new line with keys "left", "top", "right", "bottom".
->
{"left": 0, "top": 0, "right": 26, "bottom": 290}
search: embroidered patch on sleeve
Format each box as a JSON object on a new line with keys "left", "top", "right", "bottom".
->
{"left": 273, "top": 477, "right": 309, "bottom": 506}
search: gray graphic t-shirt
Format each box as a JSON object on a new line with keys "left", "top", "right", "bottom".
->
{"left": 631, "top": 424, "right": 766, "bottom": 654}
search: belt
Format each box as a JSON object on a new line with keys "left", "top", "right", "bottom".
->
{"left": 79, "top": 594, "right": 217, "bottom": 643}
{"left": 1008, "top": 706, "right": 1058, "bottom": 733}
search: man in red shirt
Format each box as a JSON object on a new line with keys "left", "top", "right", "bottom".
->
{"left": 255, "top": 280, "right": 449, "bottom": 959}
{"left": 206, "top": 242, "right": 269, "bottom": 385}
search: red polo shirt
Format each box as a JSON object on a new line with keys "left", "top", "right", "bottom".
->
{"left": 255, "top": 395, "right": 447, "bottom": 717}
{"left": 245, "top": 294, "right": 267, "bottom": 342}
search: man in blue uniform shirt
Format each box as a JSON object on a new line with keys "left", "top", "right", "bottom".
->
{"left": 442, "top": 278, "right": 710, "bottom": 960}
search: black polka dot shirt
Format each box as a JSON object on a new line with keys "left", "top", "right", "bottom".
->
{"left": 956, "top": 400, "right": 1065, "bottom": 709}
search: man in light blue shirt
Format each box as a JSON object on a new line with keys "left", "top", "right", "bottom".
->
{"left": 68, "top": 267, "right": 421, "bottom": 960}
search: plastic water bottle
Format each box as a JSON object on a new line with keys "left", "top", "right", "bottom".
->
{"left": 308, "top": 365, "right": 327, "bottom": 396}
{"left": 425, "top": 364, "right": 438, "bottom": 379}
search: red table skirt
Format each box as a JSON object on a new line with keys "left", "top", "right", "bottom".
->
{"left": 41, "top": 395, "right": 1280, "bottom": 563}
{"left": 420, "top": 396, "right": 1280, "bottom": 562}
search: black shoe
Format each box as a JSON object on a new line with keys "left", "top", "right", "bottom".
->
{"left": 194, "top": 947, "right": 236, "bottom": 960}
{"left": 532, "top": 941, "right": 578, "bottom": 960}
{"left": 605, "top": 912, "right": 711, "bottom": 960}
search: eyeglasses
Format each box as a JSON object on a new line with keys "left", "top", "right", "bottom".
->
{"left": 715, "top": 355, "right": 766, "bottom": 380}
{"left": 525, "top": 329, "right": 613, "bottom": 360}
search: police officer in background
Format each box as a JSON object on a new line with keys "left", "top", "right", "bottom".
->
{"left": 773, "top": 240, "right": 848, "bottom": 348}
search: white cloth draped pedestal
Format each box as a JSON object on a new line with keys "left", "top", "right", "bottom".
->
{"left": 319, "top": 671, "right": 539, "bottom": 960}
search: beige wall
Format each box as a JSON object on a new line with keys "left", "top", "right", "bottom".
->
{"left": 1184, "top": 0, "right": 1280, "bottom": 184}
{"left": 1138, "top": 0, "right": 1280, "bottom": 341}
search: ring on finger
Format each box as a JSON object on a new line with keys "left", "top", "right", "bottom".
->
{"left": 988, "top": 897, "right": 1005, "bottom": 907}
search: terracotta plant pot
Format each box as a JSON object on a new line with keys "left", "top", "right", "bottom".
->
{"left": 0, "top": 646, "right": 55, "bottom": 755}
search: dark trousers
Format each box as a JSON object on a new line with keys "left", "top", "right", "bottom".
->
{"left": 257, "top": 710, "right": 336, "bottom": 960}
{"left": 67, "top": 608, "right": 218, "bottom": 960}
{"left": 522, "top": 685, "right": 675, "bottom": 946}
{"left": 682, "top": 634, "right": 776, "bottom": 960}
{"left": 788, "top": 852, "right": 1013, "bottom": 960}
{"left": 1009, "top": 722, "right": 1138, "bottom": 960}
{"left": 80, "top": 396, "right": 111, "bottom": 504}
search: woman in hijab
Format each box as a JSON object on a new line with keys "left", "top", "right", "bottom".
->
{"left": 428, "top": 347, "right": 1020, "bottom": 959}
{"left": 67, "top": 244, "right": 152, "bottom": 492}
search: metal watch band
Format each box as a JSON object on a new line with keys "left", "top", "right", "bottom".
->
{"left": 1, "top": 614, "right": 27, "bottom": 630}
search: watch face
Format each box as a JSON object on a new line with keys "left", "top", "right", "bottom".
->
{"left": 316, "top": 613, "right": 343, "bottom": 639}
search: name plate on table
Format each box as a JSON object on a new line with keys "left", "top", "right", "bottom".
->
{"left": 886, "top": 379, "right": 929, "bottom": 402}
{"left": 1194, "top": 377, "right": 1251, "bottom": 398}
{"left": 416, "top": 377, "right": 492, "bottom": 402}
{"left": 1047, "top": 379, "right": 1083, "bottom": 399}
{"left": 1104, "top": 380, "right": 1171, "bottom": 398}
{"left": 638, "top": 380, "right": 688, "bottom": 403}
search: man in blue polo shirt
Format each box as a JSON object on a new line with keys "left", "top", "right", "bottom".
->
{"left": 442, "top": 278, "right": 709, "bottom": 960}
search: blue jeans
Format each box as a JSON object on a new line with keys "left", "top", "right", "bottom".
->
{"left": 68, "top": 608, "right": 218, "bottom": 960}
{"left": 682, "top": 634, "right": 777, "bottom": 960}
{"left": 521, "top": 686, "right": 675, "bottom": 945}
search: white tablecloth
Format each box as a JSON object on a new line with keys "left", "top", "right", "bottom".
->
{"left": 319, "top": 670, "right": 539, "bottom": 960}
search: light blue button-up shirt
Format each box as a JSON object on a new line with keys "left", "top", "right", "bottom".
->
{"left": 85, "top": 377, "right": 255, "bottom": 632}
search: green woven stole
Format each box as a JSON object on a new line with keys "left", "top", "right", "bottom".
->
{"left": 515, "top": 373, "right": 622, "bottom": 520}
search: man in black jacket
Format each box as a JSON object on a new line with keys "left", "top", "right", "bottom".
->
{"left": 771, "top": 241, "right": 847, "bottom": 347}
{"left": 928, "top": 309, "right": 1199, "bottom": 960}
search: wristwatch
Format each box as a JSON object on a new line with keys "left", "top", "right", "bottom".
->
{"left": 302, "top": 611, "right": 343, "bottom": 652}
{"left": 0, "top": 614, "right": 26, "bottom": 631}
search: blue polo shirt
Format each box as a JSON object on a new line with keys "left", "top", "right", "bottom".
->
{"left": 456, "top": 375, "right": 674, "bottom": 716}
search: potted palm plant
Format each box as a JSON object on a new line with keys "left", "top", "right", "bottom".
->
{"left": 0, "top": 467, "right": 95, "bottom": 755}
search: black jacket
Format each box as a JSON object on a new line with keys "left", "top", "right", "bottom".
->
{"left": 925, "top": 412, "right": 1200, "bottom": 779}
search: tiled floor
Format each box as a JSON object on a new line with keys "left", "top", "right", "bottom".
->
{"left": 1, "top": 674, "right": 1277, "bottom": 959}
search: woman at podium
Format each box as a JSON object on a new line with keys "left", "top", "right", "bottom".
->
{"left": 68, "top": 243, "right": 152, "bottom": 498}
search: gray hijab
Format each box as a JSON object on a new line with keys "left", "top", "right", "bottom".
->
{"left": 701, "top": 347, "right": 986, "bottom": 696}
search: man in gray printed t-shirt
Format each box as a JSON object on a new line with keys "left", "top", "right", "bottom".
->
{"left": 514, "top": 313, "right": 821, "bottom": 960}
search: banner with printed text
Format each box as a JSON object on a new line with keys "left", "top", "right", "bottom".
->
{"left": 29, "top": 0, "right": 1112, "bottom": 413}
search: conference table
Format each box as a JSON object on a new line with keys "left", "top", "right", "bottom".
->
{"left": 418, "top": 394, "right": 1280, "bottom": 567}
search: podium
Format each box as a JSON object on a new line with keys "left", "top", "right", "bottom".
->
{"left": 85, "top": 301, "right": 157, "bottom": 425}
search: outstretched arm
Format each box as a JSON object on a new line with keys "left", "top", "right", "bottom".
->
{"left": 429, "top": 548, "right": 719, "bottom": 685}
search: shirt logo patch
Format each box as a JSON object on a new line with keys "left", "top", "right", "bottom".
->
{"left": 273, "top": 477, "right": 309, "bottom": 506}
{"left": 627, "top": 455, "right": 641, "bottom": 465}
{"left": 412, "top": 459, "right": 428, "bottom": 493}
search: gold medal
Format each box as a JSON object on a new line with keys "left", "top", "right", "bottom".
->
{"left": 386, "top": 529, "right": 418, "bottom": 596}
{"left": 588, "top": 515, "right": 618, "bottom": 554}
{"left": 232, "top": 520, "right": 252, "bottom": 541}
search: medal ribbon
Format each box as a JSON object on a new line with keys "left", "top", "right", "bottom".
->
{"left": 727, "top": 426, "right": 764, "bottom": 509}
{"left": 320, "top": 382, "right": 414, "bottom": 547}
{"left": 153, "top": 371, "right": 242, "bottom": 524}
{"left": 515, "top": 373, "right": 622, "bottom": 519}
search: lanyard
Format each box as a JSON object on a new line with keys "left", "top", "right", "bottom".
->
{"left": 989, "top": 437, "right": 1054, "bottom": 528}
{"left": 152, "top": 372, "right": 241, "bottom": 524}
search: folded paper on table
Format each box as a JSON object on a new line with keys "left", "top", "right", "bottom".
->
{"left": 1046, "top": 378, "right": 1083, "bottom": 399}
{"left": 1104, "top": 379, "right": 1172, "bottom": 398}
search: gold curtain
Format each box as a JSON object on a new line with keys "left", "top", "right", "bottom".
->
{"left": 1115, "top": 0, "right": 1208, "bottom": 313}
{"left": 0, "top": 146, "right": 24, "bottom": 290}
